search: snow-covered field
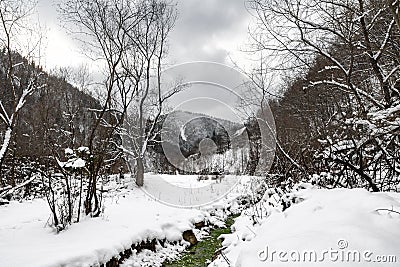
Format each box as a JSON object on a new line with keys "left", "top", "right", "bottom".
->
{"left": 2, "top": 175, "right": 400, "bottom": 267}
{"left": 142, "top": 173, "right": 243, "bottom": 207}
{"left": 211, "top": 184, "right": 400, "bottom": 266}
{"left": 0, "top": 174, "right": 256, "bottom": 267}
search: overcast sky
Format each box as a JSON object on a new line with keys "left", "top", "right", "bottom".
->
{"left": 167, "top": 0, "right": 252, "bottom": 65}
{"left": 35, "top": 0, "right": 257, "bottom": 123}
{"left": 36, "top": 0, "right": 253, "bottom": 70}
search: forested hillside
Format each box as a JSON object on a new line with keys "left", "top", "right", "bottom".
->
{"left": 255, "top": 0, "right": 400, "bottom": 191}
{"left": 0, "top": 50, "right": 103, "bottom": 188}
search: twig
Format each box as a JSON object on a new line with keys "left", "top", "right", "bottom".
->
{"left": 0, "top": 174, "right": 39, "bottom": 198}
{"left": 219, "top": 249, "right": 231, "bottom": 266}
{"left": 376, "top": 206, "right": 400, "bottom": 215}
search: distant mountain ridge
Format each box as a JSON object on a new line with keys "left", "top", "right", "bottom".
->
{"left": 149, "top": 110, "right": 248, "bottom": 159}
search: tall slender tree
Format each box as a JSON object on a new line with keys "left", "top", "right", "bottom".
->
{"left": 0, "top": 0, "right": 42, "bottom": 190}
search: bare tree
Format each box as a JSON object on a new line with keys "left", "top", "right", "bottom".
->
{"left": 59, "top": 0, "right": 178, "bottom": 220}
{"left": 247, "top": 0, "right": 400, "bottom": 190}
{"left": 59, "top": 0, "right": 130, "bottom": 215}
{"left": 0, "top": 0, "right": 43, "bottom": 194}
{"left": 118, "top": 0, "right": 178, "bottom": 186}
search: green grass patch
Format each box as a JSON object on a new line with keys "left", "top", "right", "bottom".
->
{"left": 162, "top": 215, "right": 237, "bottom": 267}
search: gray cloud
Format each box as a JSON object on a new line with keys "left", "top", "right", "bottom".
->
{"left": 168, "top": 0, "right": 251, "bottom": 64}
{"left": 37, "top": 0, "right": 251, "bottom": 70}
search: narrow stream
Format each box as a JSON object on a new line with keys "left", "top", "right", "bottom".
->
{"left": 162, "top": 215, "right": 236, "bottom": 267}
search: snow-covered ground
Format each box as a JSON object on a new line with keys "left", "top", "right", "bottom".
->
{"left": 211, "top": 184, "right": 400, "bottom": 266}
{"left": 3, "top": 175, "right": 400, "bottom": 267}
{"left": 142, "top": 173, "right": 244, "bottom": 207}
{"left": 0, "top": 174, "right": 256, "bottom": 267}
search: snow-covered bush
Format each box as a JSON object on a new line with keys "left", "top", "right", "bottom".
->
{"left": 44, "top": 147, "right": 90, "bottom": 231}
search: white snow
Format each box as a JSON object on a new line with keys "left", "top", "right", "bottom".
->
{"left": 64, "top": 147, "right": 74, "bottom": 156}
{"left": 3, "top": 174, "right": 400, "bottom": 267}
{"left": 0, "top": 127, "right": 12, "bottom": 160}
{"left": 69, "top": 158, "right": 86, "bottom": 168}
{"left": 77, "top": 146, "right": 90, "bottom": 154}
{"left": 211, "top": 185, "right": 400, "bottom": 266}
{"left": 180, "top": 125, "right": 187, "bottom": 141}
{"left": 58, "top": 158, "right": 86, "bottom": 168}
{"left": 0, "top": 174, "right": 256, "bottom": 267}
{"left": 158, "top": 173, "right": 218, "bottom": 188}
{"left": 142, "top": 173, "right": 245, "bottom": 207}
{"left": 233, "top": 127, "right": 246, "bottom": 137}
{"left": 121, "top": 242, "right": 187, "bottom": 267}
{"left": 369, "top": 103, "right": 400, "bottom": 120}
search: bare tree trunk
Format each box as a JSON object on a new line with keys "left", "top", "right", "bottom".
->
{"left": 246, "top": 142, "right": 259, "bottom": 176}
{"left": 0, "top": 128, "right": 12, "bottom": 174}
{"left": 77, "top": 173, "right": 83, "bottom": 222}
{"left": 136, "top": 157, "right": 144, "bottom": 186}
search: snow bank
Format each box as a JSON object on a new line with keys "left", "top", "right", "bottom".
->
{"left": 212, "top": 187, "right": 400, "bottom": 266}
{"left": 0, "top": 192, "right": 197, "bottom": 267}
{"left": 0, "top": 174, "right": 256, "bottom": 267}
